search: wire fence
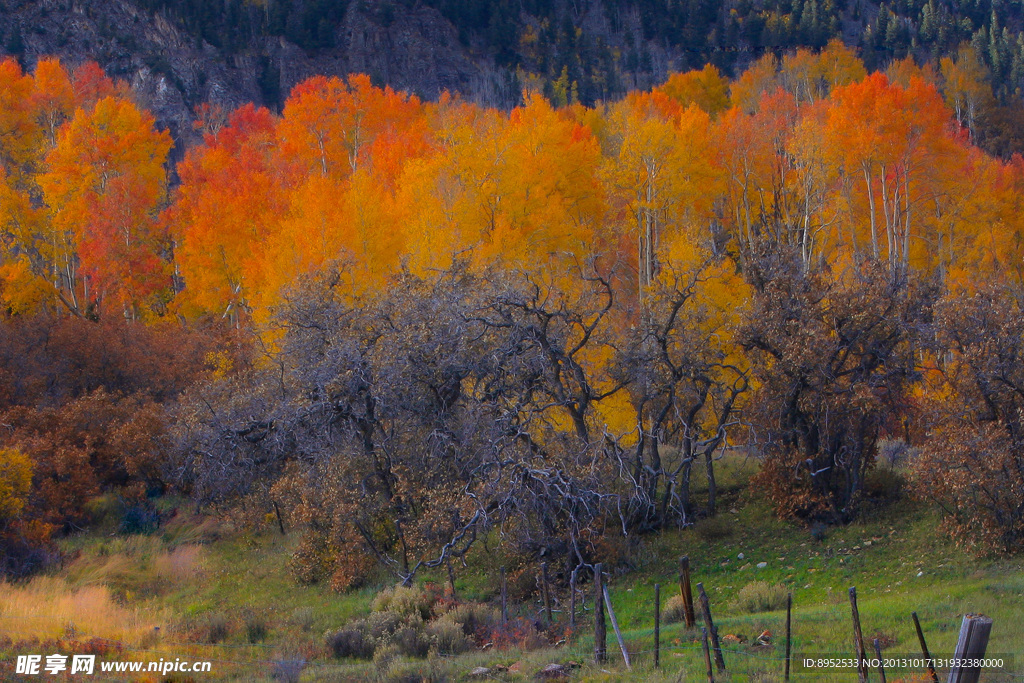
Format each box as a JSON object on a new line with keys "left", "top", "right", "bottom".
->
{"left": 3, "top": 603, "right": 1023, "bottom": 681}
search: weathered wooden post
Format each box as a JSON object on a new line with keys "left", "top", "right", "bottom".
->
{"left": 569, "top": 567, "right": 577, "bottom": 630}
{"left": 500, "top": 566, "right": 508, "bottom": 625}
{"left": 784, "top": 592, "right": 792, "bottom": 682}
{"left": 272, "top": 500, "right": 286, "bottom": 535}
{"left": 697, "top": 582, "right": 726, "bottom": 672}
{"left": 701, "top": 626, "right": 715, "bottom": 683}
{"left": 874, "top": 638, "right": 888, "bottom": 683}
{"left": 603, "top": 585, "right": 631, "bottom": 670}
{"left": 446, "top": 558, "right": 457, "bottom": 602}
{"left": 849, "top": 587, "right": 869, "bottom": 683}
{"left": 912, "top": 611, "right": 939, "bottom": 683}
{"left": 680, "top": 556, "right": 696, "bottom": 628}
{"left": 654, "top": 583, "right": 661, "bottom": 669}
{"left": 594, "top": 563, "right": 606, "bottom": 664}
{"left": 947, "top": 614, "right": 993, "bottom": 683}
{"left": 540, "top": 562, "right": 553, "bottom": 623}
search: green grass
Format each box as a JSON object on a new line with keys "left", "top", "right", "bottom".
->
{"left": 3, "top": 461, "right": 1021, "bottom": 681}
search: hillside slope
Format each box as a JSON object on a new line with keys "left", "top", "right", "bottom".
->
{"left": 5, "top": 0, "right": 1024, "bottom": 153}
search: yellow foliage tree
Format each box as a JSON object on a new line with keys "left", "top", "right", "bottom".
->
{"left": 0, "top": 448, "right": 33, "bottom": 521}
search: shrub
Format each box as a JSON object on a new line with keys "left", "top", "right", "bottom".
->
{"left": 504, "top": 565, "right": 541, "bottom": 602}
{"left": 292, "top": 606, "right": 314, "bottom": 632}
{"left": 372, "top": 584, "right": 435, "bottom": 620}
{"left": 328, "top": 624, "right": 375, "bottom": 659}
{"left": 271, "top": 658, "right": 305, "bottom": 683}
{"left": 914, "top": 287, "right": 1024, "bottom": 552}
{"left": 488, "top": 617, "right": 547, "bottom": 650}
{"left": 437, "top": 602, "right": 499, "bottom": 639}
{"left": 328, "top": 551, "right": 374, "bottom": 592}
{"left": 288, "top": 530, "right": 332, "bottom": 585}
{"left": 206, "top": 614, "right": 230, "bottom": 644}
{"left": 694, "top": 516, "right": 733, "bottom": 542}
{"left": 661, "top": 594, "right": 690, "bottom": 624}
{"left": 372, "top": 643, "right": 401, "bottom": 675}
{"left": 84, "top": 495, "right": 121, "bottom": 530}
{"left": 244, "top": 611, "right": 269, "bottom": 643}
{"left": 392, "top": 625, "right": 432, "bottom": 658}
{"left": 864, "top": 466, "right": 903, "bottom": 501}
{"left": 734, "top": 581, "right": 788, "bottom": 613}
{"left": 365, "top": 610, "right": 404, "bottom": 640}
{"left": 425, "top": 619, "right": 470, "bottom": 655}
{"left": 118, "top": 502, "right": 162, "bottom": 535}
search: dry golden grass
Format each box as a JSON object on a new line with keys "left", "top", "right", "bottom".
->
{"left": 62, "top": 538, "right": 206, "bottom": 594}
{"left": 151, "top": 544, "right": 206, "bottom": 582}
{"left": 0, "top": 576, "right": 164, "bottom": 644}
{"left": 65, "top": 551, "right": 138, "bottom": 587}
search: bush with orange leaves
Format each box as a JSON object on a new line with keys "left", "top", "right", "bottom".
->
{"left": 915, "top": 287, "right": 1024, "bottom": 554}
{"left": 3, "top": 390, "right": 169, "bottom": 529}
{"left": 0, "top": 312, "right": 246, "bottom": 578}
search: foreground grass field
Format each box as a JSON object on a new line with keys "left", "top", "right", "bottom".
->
{"left": 1, "top": 458, "right": 1022, "bottom": 681}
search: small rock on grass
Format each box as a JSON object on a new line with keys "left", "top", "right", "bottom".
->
{"left": 535, "top": 663, "right": 571, "bottom": 680}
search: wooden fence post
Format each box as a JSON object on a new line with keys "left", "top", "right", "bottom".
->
{"left": 594, "top": 563, "right": 606, "bottom": 664}
{"left": 785, "top": 592, "right": 792, "bottom": 682}
{"left": 912, "top": 611, "right": 939, "bottom": 683}
{"left": 272, "top": 500, "right": 286, "bottom": 535}
{"left": 500, "top": 567, "right": 508, "bottom": 625}
{"left": 569, "top": 567, "right": 577, "bottom": 630}
{"left": 680, "top": 556, "right": 696, "bottom": 628}
{"left": 696, "top": 581, "right": 729, "bottom": 671}
{"left": 446, "top": 558, "right": 457, "bottom": 602}
{"left": 697, "top": 582, "right": 726, "bottom": 672}
{"left": 849, "top": 586, "right": 869, "bottom": 683}
{"left": 540, "top": 562, "right": 553, "bottom": 623}
{"left": 874, "top": 638, "right": 888, "bottom": 683}
{"left": 654, "top": 583, "right": 661, "bottom": 669}
{"left": 603, "top": 585, "right": 631, "bottom": 670}
{"left": 947, "top": 614, "right": 993, "bottom": 683}
{"left": 701, "top": 626, "right": 715, "bottom": 683}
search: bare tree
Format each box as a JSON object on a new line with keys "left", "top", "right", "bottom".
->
{"left": 614, "top": 257, "right": 748, "bottom": 529}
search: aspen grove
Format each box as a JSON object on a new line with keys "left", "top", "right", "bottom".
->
{"left": 2, "top": 42, "right": 1024, "bottom": 584}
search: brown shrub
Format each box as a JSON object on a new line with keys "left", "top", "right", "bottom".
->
{"left": 327, "top": 626, "right": 374, "bottom": 659}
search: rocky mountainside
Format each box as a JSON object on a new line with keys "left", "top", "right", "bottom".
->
{"left": 3, "top": 0, "right": 1024, "bottom": 155}
{"left": 0, "top": 0, "right": 501, "bottom": 153}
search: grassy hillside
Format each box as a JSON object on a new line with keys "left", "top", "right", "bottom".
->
{"left": 1, "top": 460, "right": 1021, "bottom": 681}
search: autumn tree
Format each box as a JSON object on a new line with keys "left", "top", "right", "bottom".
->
{"left": 168, "top": 103, "right": 288, "bottom": 322}
{"left": 656, "top": 64, "right": 730, "bottom": 117}
{"left": 613, "top": 254, "right": 749, "bottom": 527}
{"left": 0, "top": 59, "right": 139, "bottom": 317}
{"left": 820, "top": 73, "right": 960, "bottom": 277}
{"left": 915, "top": 286, "right": 1024, "bottom": 553}
{"left": 605, "top": 93, "right": 721, "bottom": 302}
{"left": 39, "top": 96, "right": 173, "bottom": 317}
{"left": 742, "top": 249, "right": 936, "bottom": 524}
{"left": 716, "top": 89, "right": 803, "bottom": 259}
{"left": 0, "top": 446, "right": 51, "bottom": 578}
{"left": 174, "top": 260, "right": 637, "bottom": 583}
{"left": 940, "top": 43, "right": 993, "bottom": 139}
{"left": 0, "top": 448, "right": 32, "bottom": 522}
{"left": 730, "top": 53, "right": 781, "bottom": 114}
